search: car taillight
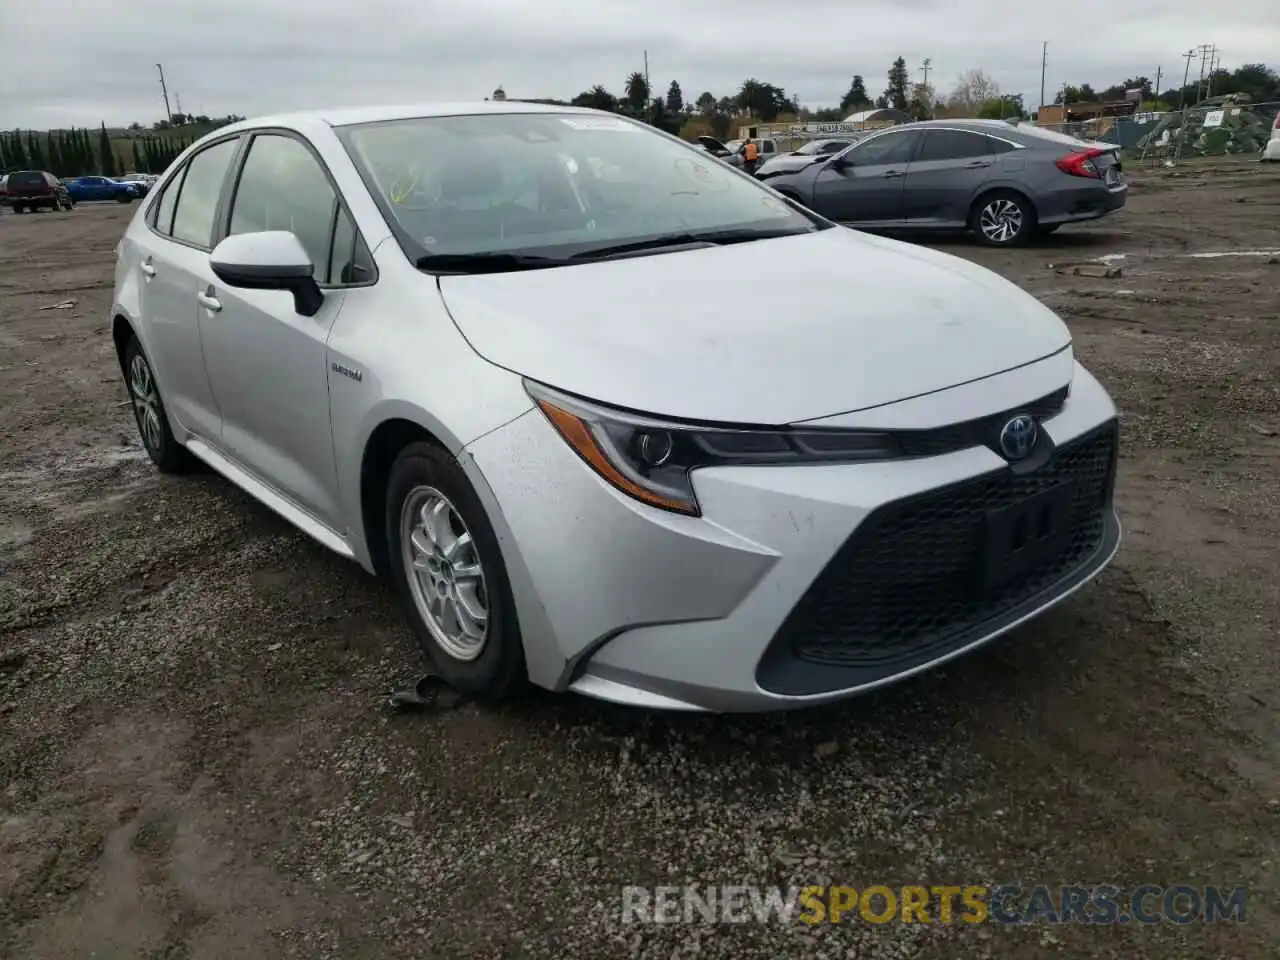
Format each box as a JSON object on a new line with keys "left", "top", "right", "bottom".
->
{"left": 1055, "top": 148, "right": 1107, "bottom": 179}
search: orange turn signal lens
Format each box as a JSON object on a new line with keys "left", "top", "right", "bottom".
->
{"left": 535, "top": 399, "right": 699, "bottom": 515}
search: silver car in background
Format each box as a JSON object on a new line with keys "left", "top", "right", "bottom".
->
{"left": 763, "top": 119, "right": 1128, "bottom": 246}
{"left": 755, "top": 136, "right": 867, "bottom": 180}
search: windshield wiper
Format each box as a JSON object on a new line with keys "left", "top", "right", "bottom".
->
{"left": 415, "top": 252, "right": 568, "bottom": 275}
{"left": 567, "top": 227, "right": 811, "bottom": 262}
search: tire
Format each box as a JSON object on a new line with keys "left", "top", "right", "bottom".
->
{"left": 971, "top": 190, "right": 1035, "bottom": 247}
{"left": 12, "top": 203, "right": 22, "bottom": 214}
{"left": 123, "top": 336, "right": 194, "bottom": 473}
{"left": 116, "top": 193, "right": 133, "bottom": 204}
{"left": 385, "top": 442, "right": 525, "bottom": 700}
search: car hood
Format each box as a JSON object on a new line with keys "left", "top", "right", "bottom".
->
{"left": 437, "top": 228, "right": 1072, "bottom": 424}
{"left": 759, "top": 155, "right": 824, "bottom": 175}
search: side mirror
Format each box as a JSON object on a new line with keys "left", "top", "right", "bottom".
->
{"left": 828, "top": 154, "right": 853, "bottom": 171}
{"left": 210, "top": 231, "right": 324, "bottom": 317}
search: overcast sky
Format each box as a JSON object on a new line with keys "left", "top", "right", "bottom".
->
{"left": 5, "top": 0, "right": 1278, "bottom": 128}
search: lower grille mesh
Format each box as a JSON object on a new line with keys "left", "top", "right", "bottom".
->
{"left": 784, "top": 423, "right": 1117, "bottom": 669}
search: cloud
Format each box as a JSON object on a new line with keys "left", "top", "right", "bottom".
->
{"left": 3, "top": 0, "right": 1276, "bottom": 128}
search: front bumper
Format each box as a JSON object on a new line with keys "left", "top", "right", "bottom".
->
{"left": 462, "top": 360, "right": 1121, "bottom": 712}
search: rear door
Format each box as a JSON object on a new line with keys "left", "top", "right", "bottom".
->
{"left": 902, "top": 129, "right": 999, "bottom": 226}
{"left": 136, "top": 136, "right": 243, "bottom": 442}
{"left": 810, "top": 128, "right": 922, "bottom": 223}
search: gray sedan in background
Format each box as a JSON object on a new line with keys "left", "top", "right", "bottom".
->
{"left": 763, "top": 119, "right": 1128, "bottom": 246}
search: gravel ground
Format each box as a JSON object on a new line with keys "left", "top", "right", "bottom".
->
{"left": 1, "top": 164, "right": 1278, "bottom": 959}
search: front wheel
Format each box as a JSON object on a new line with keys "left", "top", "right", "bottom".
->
{"left": 386, "top": 442, "right": 525, "bottom": 700}
{"left": 116, "top": 193, "right": 134, "bottom": 204}
{"left": 971, "top": 191, "right": 1035, "bottom": 247}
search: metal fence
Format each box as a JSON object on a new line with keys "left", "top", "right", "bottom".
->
{"left": 1029, "top": 101, "right": 1280, "bottom": 165}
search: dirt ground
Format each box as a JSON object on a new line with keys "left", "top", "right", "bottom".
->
{"left": 1, "top": 163, "right": 1278, "bottom": 959}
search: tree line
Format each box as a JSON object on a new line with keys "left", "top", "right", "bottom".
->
{"left": 5, "top": 60, "right": 1274, "bottom": 176}
{"left": 1054, "top": 62, "right": 1280, "bottom": 110}
{"left": 559, "top": 59, "right": 1279, "bottom": 139}
{"left": 0, "top": 123, "right": 195, "bottom": 178}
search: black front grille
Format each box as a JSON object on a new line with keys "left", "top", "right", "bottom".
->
{"left": 759, "top": 421, "right": 1118, "bottom": 692}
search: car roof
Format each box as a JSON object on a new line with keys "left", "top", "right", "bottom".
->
{"left": 223, "top": 101, "right": 603, "bottom": 132}
{"left": 887, "top": 119, "right": 1021, "bottom": 132}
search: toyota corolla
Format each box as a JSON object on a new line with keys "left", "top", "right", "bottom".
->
{"left": 111, "top": 103, "right": 1121, "bottom": 712}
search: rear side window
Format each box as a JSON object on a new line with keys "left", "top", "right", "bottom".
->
{"left": 152, "top": 168, "right": 186, "bottom": 236}
{"left": 917, "top": 130, "right": 994, "bottom": 162}
{"left": 170, "top": 138, "right": 240, "bottom": 248}
{"left": 8, "top": 172, "right": 45, "bottom": 188}
{"left": 986, "top": 138, "right": 1015, "bottom": 154}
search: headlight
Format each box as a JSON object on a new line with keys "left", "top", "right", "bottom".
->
{"left": 526, "top": 381, "right": 901, "bottom": 517}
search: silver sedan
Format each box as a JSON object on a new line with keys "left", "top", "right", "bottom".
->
{"left": 112, "top": 103, "right": 1120, "bottom": 711}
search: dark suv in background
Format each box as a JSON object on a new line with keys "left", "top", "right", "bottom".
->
{"left": 2, "top": 170, "right": 73, "bottom": 213}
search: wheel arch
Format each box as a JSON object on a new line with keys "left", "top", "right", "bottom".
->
{"left": 112, "top": 313, "right": 136, "bottom": 378}
{"left": 358, "top": 416, "right": 455, "bottom": 578}
{"left": 969, "top": 183, "right": 1039, "bottom": 224}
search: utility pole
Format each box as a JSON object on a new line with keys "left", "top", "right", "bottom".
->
{"left": 643, "top": 50, "right": 649, "bottom": 102}
{"left": 1153, "top": 66, "right": 1161, "bottom": 108}
{"left": 1178, "top": 49, "right": 1195, "bottom": 111}
{"left": 1195, "top": 43, "right": 1212, "bottom": 104}
{"left": 1205, "top": 45, "right": 1218, "bottom": 98}
{"left": 920, "top": 58, "right": 932, "bottom": 117}
{"left": 1040, "top": 41, "right": 1047, "bottom": 116}
{"left": 155, "top": 63, "right": 172, "bottom": 122}
{"left": 175, "top": 92, "right": 183, "bottom": 118}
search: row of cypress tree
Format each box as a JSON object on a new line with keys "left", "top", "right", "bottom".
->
{"left": 0, "top": 123, "right": 192, "bottom": 178}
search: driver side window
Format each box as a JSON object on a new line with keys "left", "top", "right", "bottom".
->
{"left": 227, "top": 133, "right": 374, "bottom": 287}
{"left": 229, "top": 134, "right": 336, "bottom": 271}
{"left": 848, "top": 131, "right": 917, "bottom": 166}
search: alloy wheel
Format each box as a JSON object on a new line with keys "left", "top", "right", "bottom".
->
{"left": 979, "top": 199, "right": 1024, "bottom": 244}
{"left": 400, "top": 485, "right": 489, "bottom": 661}
{"left": 129, "top": 353, "right": 164, "bottom": 453}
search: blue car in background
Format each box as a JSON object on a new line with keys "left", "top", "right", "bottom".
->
{"left": 65, "top": 176, "right": 139, "bottom": 203}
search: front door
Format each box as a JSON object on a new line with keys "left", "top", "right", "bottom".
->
{"left": 810, "top": 128, "right": 921, "bottom": 223}
{"left": 195, "top": 132, "right": 352, "bottom": 527}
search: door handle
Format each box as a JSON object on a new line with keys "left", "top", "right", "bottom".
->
{"left": 197, "top": 290, "right": 222, "bottom": 313}
{"left": 140, "top": 260, "right": 156, "bottom": 277}
{"left": 883, "top": 169, "right": 903, "bottom": 178}
{"left": 965, "top": 160, "right": 993, "bottom": 169}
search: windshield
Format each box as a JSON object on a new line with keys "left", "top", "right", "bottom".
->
{"left": 338, "top": 113, "right": 819, "bottom": 260}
